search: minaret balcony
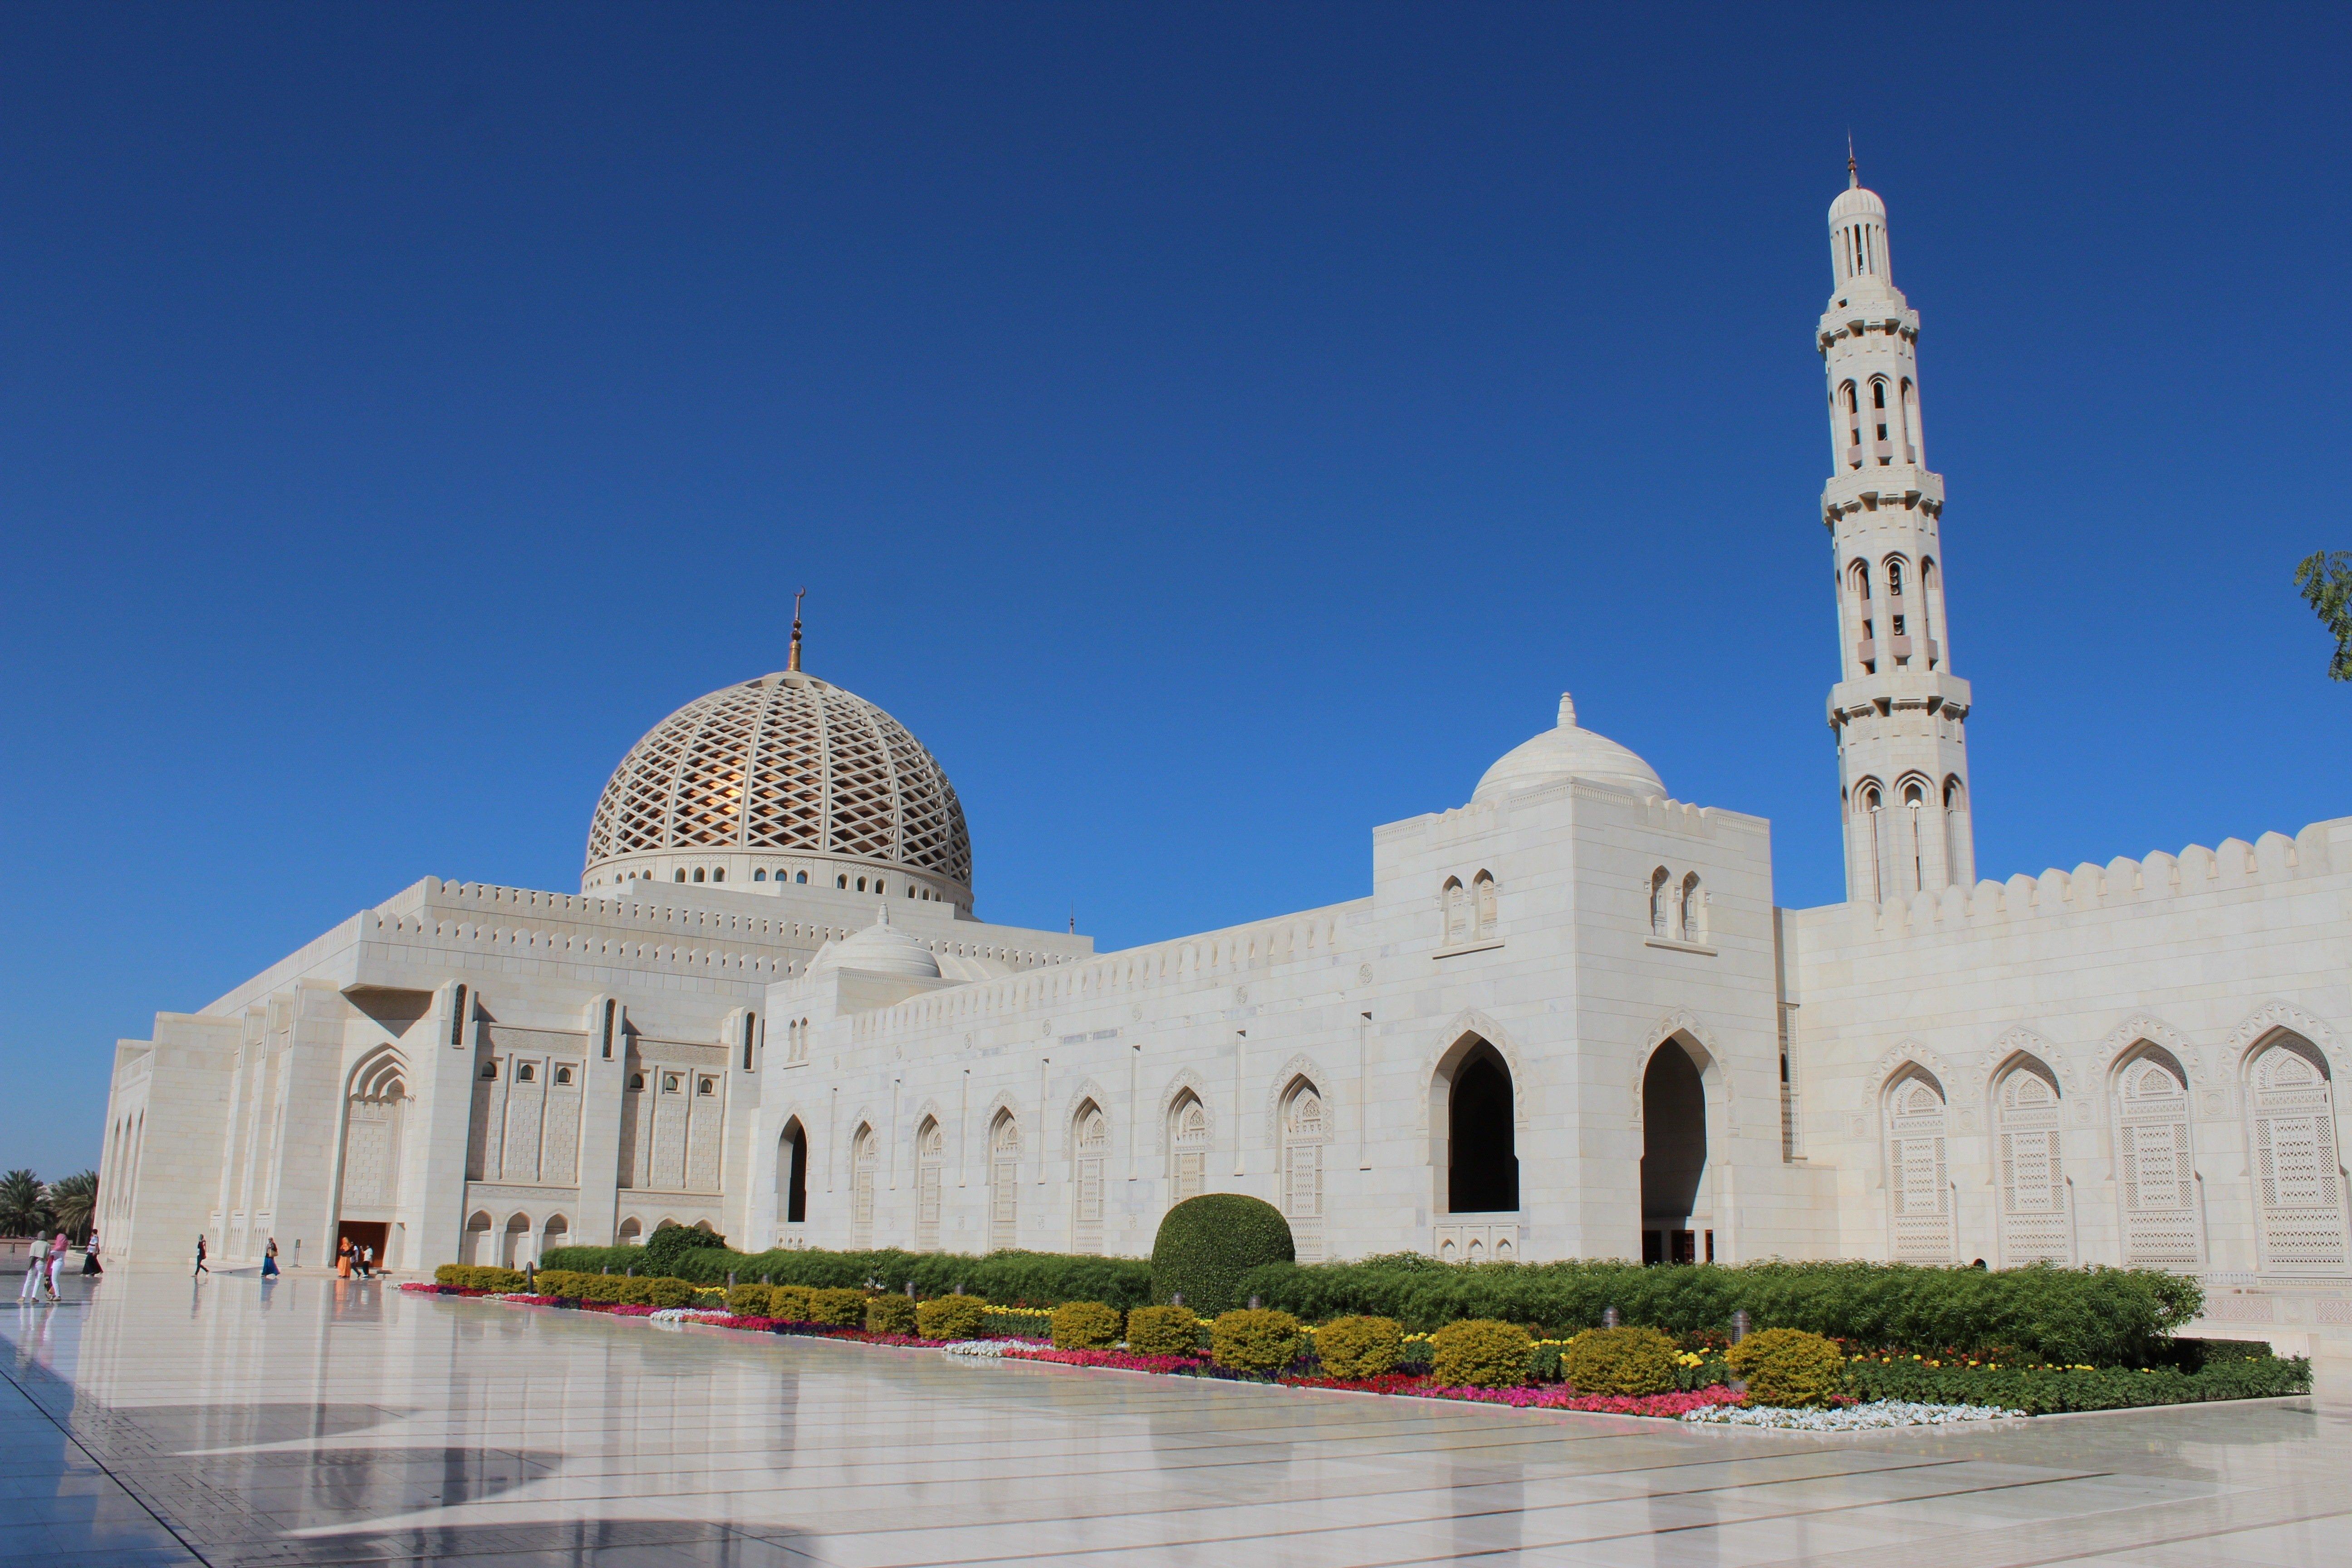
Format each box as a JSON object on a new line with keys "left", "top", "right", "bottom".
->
{"left": 1822, "top": 464, "right": 1943, "bottom": 521}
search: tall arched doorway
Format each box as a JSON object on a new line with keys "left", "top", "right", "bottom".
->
{"left": 1447, "top": 1041, "right": 1518, "bottom": 1214}
{"left": 778, "top": 1118, "right": 808, "bottom": 1226}
{"left": 1640, "top": 1039, "right": 1709, "bottom": 1264}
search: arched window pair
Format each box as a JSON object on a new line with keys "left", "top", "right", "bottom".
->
{"left": 1279, "top": 1077, "right": 1328, "bottom": 1263}
{"left": 1647, "top": 867, "right": 1704, "bottom": 944}
{"left": 1439, "top": 872, "right": 1498, "bottom": 946}
{"left": 1169, "top": 1091, "right": 1209, "bottom": 1200}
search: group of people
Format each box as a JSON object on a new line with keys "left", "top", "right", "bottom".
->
{"left": 335, "top": 1235, "right": 377, "bottom": 1278}
{"left": 14, "top": 1231, "right": 95, "bottom": 1304}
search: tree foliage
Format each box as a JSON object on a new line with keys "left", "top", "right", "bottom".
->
{"left": 44, "top": 1171, "right": 98, "bottom": 1243}
{"left": 0, "top": 1170, "right": 49, "bottom": 1236}
{"left": 2294, "top": 551, "right": 2352, "bottom": 680}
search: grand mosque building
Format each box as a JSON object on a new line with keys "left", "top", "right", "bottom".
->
{"left": 96, "top": 174, "right": 2352, "bottom": 1339}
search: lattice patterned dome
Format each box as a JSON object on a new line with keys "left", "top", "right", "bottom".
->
{"left": 584, "top": 670, "right": 973, "bottom": 903}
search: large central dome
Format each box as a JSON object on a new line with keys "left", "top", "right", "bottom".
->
{"left": 584, "top": 670, "right": 973, "bottom": 906}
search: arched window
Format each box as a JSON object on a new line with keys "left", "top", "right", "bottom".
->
{"left": 916, "top": 1117, "right": 944, "bottom": 1251}
{"left": 988, "top": 1112, "right": 1020, "bottom": 1251}
{"left": 856, "top": 877, "right": 867, "bottom": 892}
{"left": 554, "top": 1065, "right": 572, "bottom": 1085}
{"left": 500, "top": 1212, "right": 532, "bottom": 1269}
{"left": 1072, "top": 1102, "right": 1107, "bottom": 1255}
{"left": 617, "top": 1216, "right": 642, "bottom": 1246}
{"left": 712, "top": 868, "right": 724, "bottom": 883}
{"left": 1942, "top": 775, "right": 1967, "bottom": 883}
{"left": 850, "top": 1125, "right": 877, "bottom": 1248}
{"left": 627, "top": 1072, "right": 645, "bottom": 1091}
{"left": 1870, "top": 380, "right": 1891, "bottom": 463}
{"left": 797, "top": 871, "right": 808, "bottom": 884}
{"left": 674, "top": 869, "right": 686, "bottom": 883}
{"left": 2113, "top": 1048, "right": 2200, "bottom": 1269}
{"left": 1884, "top": 1070, "right": 1951, "bottom": 1260}
{"left": 1994, "top": 1058, "right": 2071, "bottom": 1264}
{"left": 462, "top": 1210, "right": 493, "bottom": 1266}
{"left": 1445, "top": 1039, "right": 1517, "bottom": 1214}
{"left": 516, "top": 1063, "right": 535, "bottom": 1083}
{"left": 1641, "top": 1040, "right": 1708, "bottom": 1263}
{"left": 1901, "top": 377, "right": 1923, "bottom": 464}
{"left": 1281, "top": 1078, "right": 1327, "bottom": 1263}
{"left": 480, "top": 1060, "right": 499, "bottom": 1080}
{"left": 1472, "top": 871, "right": 1497, "bottom": 936}
{"left": 2248, "top": 1034, "right": 2349, "bottom": 1274}
{"left": 1840, "top": 380, "right": 1862, "bottom": 468}
{"left": 692, "top": 868, "right": 705, "bottom": 883}
{"left": 1678, "top": 872, "right": 1703, "bottom": 944}
{"left": 541, "top": 1214, "right": 569, "bottom": 1256}
{"left": 778, "top": 1118, "right": 808, "bottom": 1225}
{"left": 1169, "top": 1092, "right": 1209, "bottom": 1201}
{"left": 1855, "top": 781, "right": 1886, "bottom": 902}
{"left": 1441, "top": 877, "right": 1467, "bottom": 946}
{"left": 1649, "top": 867, "right": 1671, "bottom": 936}
{"left": 754, "top": 869, "right": 766, "bottom": 882}
{"left": 740, "top": 1012, "right": 758, "bottom": 1072}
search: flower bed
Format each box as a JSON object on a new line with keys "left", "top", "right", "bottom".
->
{"left": 1687, "top": 1399, "right": 2020, "bottom": 1430}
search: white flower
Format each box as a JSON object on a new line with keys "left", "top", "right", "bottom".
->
{"left": 1682, "top": 1399, "right": 2023, "bottom": 1430}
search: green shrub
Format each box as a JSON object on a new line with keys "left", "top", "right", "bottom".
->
{"left": 1230, "top": 1256, "right": 2200, "bottom": 1367}
{"left": 1844, "top": 1350, "right": 2312, "bottom": 1414}
{"left": 1051, "top": 1301, "right": 1123, "bottom": 1349}
{"left": 1312, "top": 1316, "right": 1402, "bottom": 1380}
{"left": 1561, "top": 1326, "right": 1679, "bottom": 1396}
{"left": 541, "top": 1241, "right": 1152, "bottom": 1307}
{"left": 434, "top": 1264, "right": 529, "bottom": 1292}
{"left": 1431, "top": 1319, "right": 1534, "bottom": 1389}
{"left": 1211, "top": 1308, "right": 1304, "bottom": 1375}
{"left": 1150, "top": 1195, "right": 1294, "bottom": 1316}
{"left": 916, "top": 1296, "right": 990, "bottom": 1341}
{"left": 1727, "top": 1328, "right": 1844, "bottom": 1407}
{"left": 640, "top": 1222, "right": 731, "bottom": 1275}
{"left": 725, "top": 1284, "right": 775, "bottom": 1317}
{"left": 1125, "top": 1304, "right": 1201, "bottom": 1357}
{"left": 808, "top": 1287, "right": 867, "bottom": 1326}
{"left": 865, "top": 1294, "right": 919, "bottom": 1335}
{"left": 646, "top": 1277, "right": 696, "bottom": 1309}
{"left": 768, "top": 1284, "right": 816, "bottom": 1322}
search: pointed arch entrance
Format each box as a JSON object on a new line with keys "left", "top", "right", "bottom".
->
{"left": 1641, "top": 1038, "right": 1710, "bottom": 1264}
{"left": 1443, "top": 1039, "right": 1518, "bottom": 1214}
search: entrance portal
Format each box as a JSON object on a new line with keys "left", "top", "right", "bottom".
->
{"left": 337, "top": 1220, "right": 389, "bottom": 1273}
{"left": 1640, "top": 1039, "right": 1709, "bottom": 1264}
{"left": 1447, "top": 1042, "right": 1519, "bottom": 1213}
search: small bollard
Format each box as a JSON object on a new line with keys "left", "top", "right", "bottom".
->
{"left": 953, "top": 1283, "right": 964, "bottom": 1296}
{"left": 761, "top": 1274, "right": 771, "bottom": 1286}
{"left": 728, "top": 1271, "right": 738, "bottom": 1289}
{"left": 1730, "top": 1309, "right": 1750, "bottom": 1345}
{"left": 602, "top": 1265, "right": 610, "bottom": 1275}
{"left": 905, "top": 1280, "right": 916, "bottom": 1298}
{"left": 1603, "top": 1305, "right": 1619, "bottom": 1328}
{"left": 626, "top": 1265, "right": 635, "bottom": 1278}
{"left": 1170, "top": 1291, "right": 1183, "bottom": 1307}
{"left": 525, "top": 1261, "right": 536, "bottom": 1291}
{"left": 1248, "top": 1295, "right": 1261, "bottom": 1311}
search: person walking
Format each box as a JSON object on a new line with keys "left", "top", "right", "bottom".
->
{"left": 81, "top": 1231, "right": 100, "bottom": 1277}
{"left": 335, "top": 1236, "right": 352, "bottom": 1279}
{"left": 17, "top": 1235, "right": 45, "bottom": 1303}
{"left": 260, "top": 1237, "right": 279, "bottom": 1279}
{"left": 45, "top": 1234, "right": 67, "bottom": 1301}
{"left": 193, "top": 1235, "right": 209, "bottom": 1277}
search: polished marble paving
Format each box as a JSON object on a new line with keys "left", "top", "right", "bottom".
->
{"left": 2, "top": 1267, "right": 2349, "bottom": 1567}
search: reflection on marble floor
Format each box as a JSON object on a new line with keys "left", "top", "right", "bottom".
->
{"left": 0, "top": 1269, "right": 2347, "bottom": 1567}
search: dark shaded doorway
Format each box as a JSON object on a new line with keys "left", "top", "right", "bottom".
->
{"left": 780, "top": 1119, "right": 808, "bottom": 1224}
{"left": 1448, "top": 1042, "right": 1519, "bottom": 1212}
{"left": 1640, "top": 1040, "right": 1706, "bottom": 1264}
{"left": 337, "top": 1220, "right": 388, "bottom": 1267}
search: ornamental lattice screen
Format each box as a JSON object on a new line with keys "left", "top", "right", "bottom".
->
{"left": 2114, "top": 1052, "right": 2202, "bottom": 1270}
{"left": 1884, "top": 1073, "right": 1950, "bottom": 1262}
{"left": 1995, "top": 1063, "right": 2073, "bottom": 1266}
{"left": 2249, "top": 1036, "right": 2350, "bottom": 1275}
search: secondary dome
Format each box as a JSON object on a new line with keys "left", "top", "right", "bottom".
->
{"left": 808, "top": 904, "right": 942, "bottom": 979}
{"left": 584, "top": 668, "right": 973, "bottom": 901}
{"left": 1472, "top": 694, "right": 1664, "bottom": 803}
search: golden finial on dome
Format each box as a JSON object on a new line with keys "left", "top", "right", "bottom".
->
{"left": 1847, "top": 135, "right": 1858, "bottom": 190}
{"left": 788, "top": 587, "right": 805, "bottom": 672}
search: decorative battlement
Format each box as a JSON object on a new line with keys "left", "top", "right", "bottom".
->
{"left": 846, "top": 901, "right": 1365, "bottom": 1044}
{"left": 1831, "top": 818, "right": 2352, "bottom": 937}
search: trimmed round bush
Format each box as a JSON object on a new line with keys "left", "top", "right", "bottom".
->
{"left": 1561, "top": 1326, "right": 1679, "bottom": 1396}
{"left": 641, "top": 1222, "right": 730, "bottom": 1275}
{"left": 1313, "top": 1316, "right": 1402, "bottom": 1380}
{"left": 1211, "top": 1308, "right": 1304, "bottom": 1375}
{"left": 865, "top": 1294, "right": 919, "bottom": 1335}
{"left": 1151, "top": 1195, "right": 1294, "bottom": 1316}
{"left": 768, "top": 1284, "right": 816, "bottom": 1322}
{"left": 435, "top": 1264, "right": 529, "bottom": 1292}
{"left": 808, "top": 1287, "right": 867, "bottom": 1326}
{"left": 1727, "top": 1327, "right": 1846, "bottom": 1407}
{"left": 1051, "top": 1301, "right": 1124, "bottom": 1349}
{"left": 726, "top": 1283, "right": 775, "bottom": 1317}
{"left": 644, "top": 1277, "right": 697, "bottom": 1309}
{"left": 916, "top": 1296, "right": 990, "bottom": 1341}
{"left": 1431, "top": 1319, "right": 1534, "bottom": 1389}
{"left": 1125, "top": 1304, "right": 1201, "bottom": 1357}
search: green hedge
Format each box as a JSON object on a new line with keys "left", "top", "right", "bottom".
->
{"left": 1233, "top": 1256, "right": 2200, "bottom": 1367}
{"left": 1150, "top": 1194, "right": 1294, "bottom": 1316}
{"left": 1844, "top": 1350, "right": 2310, "bottom": 1413}
{"left": 539, "top": 1243, "right": 1152, "bottom": 1309}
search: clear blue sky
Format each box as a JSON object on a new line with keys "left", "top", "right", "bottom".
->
{"left": 5, "top": 5, "right": 2348, "bottom": 1176}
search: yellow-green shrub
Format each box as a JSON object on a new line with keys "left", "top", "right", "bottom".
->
{"left": 1726, "top": 1328, "right": 1845, "bottom": 1408}
{"left": 435, "top": 1264, "right": 528, "bottom": 1292}
{"left": 1051, "top": 1301, "right": 1123, "bottom": 1349}
{"left": 1561, "top": 1325, "right": 1678, "bottom": 1396}
{"left": 645, "top": 1278, "right": 696, "bottom": 1309}
{"left": 916, "top": 1296, "right": 990, "bottom": 1341}
{"left": 726, "top": 1284, "right": 774, "bottom": 1317}
{"left": 768, "top": 1284, "right": 816, "bottom": 1322}
{"left": 808, "top": 1287, "right": 866, "bottom": 1326}
{"left": 1211, "top": 1308, "right": 1303, "bottom": 1375}
{"left": 1313, "top": 1316, "right": 1402, "bottom": 1380}
{"left": 1432, "top": 1319, "right": 1534, "bottom": 1389}
{"left": 866, "top": 1294, "right": 919, "bottom": 1335}
{"left": 1125, "top": 1304, "right": 1200, "bottom": 1357}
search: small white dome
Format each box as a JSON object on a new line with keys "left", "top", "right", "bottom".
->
{"left": 1828, "top": 184, "right": 1886, "bottom": 222}
{"left": 808, "top": 904, "right": 941, "bottom": 979}
{"left": 1472, "top": 694, "right": 1663, "bottom": 803}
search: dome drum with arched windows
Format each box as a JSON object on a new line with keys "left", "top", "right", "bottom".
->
{"left": 584, "top": 669, "right": 974, "bottom": 908}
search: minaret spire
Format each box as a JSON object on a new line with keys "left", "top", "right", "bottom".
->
{"left": 1816, "top": 171, "right": 1974, "bottom": 903}
{"left": 788, "top": 588, "right": 805, "bottom": 672}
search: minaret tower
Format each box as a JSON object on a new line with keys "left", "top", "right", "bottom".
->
{"left": 1820, "top": 156, "right": 1974, "bottom": 903}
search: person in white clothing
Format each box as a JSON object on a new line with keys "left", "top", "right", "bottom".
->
{"left": 18, "top": 1235, "right": 48, "bottom": 1303}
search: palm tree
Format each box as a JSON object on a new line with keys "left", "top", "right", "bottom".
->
{"left": 0, "top": 1169, "right": 49, "bottom": 1236}
{"left": 44, "top": 1171, "right": 97, "bottom": 1244}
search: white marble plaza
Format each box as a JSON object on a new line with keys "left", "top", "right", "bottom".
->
{"left": 0, "top": 1266, "right": 2343, "bottom": 1568}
